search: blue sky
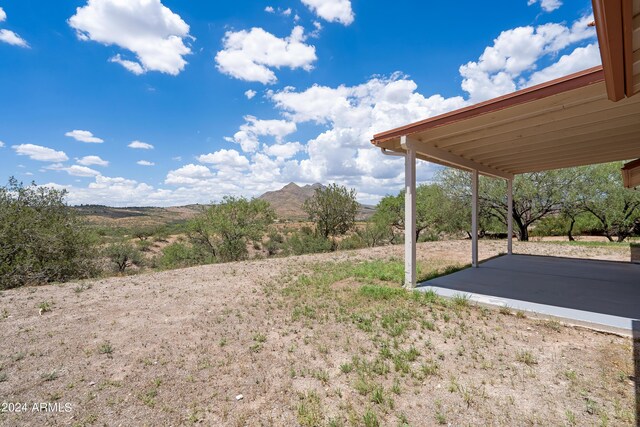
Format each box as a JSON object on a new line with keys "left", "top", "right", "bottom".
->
{"left": 0, "top": 0, "right": 600, "bottom": 206}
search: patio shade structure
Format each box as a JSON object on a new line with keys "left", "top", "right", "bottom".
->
{"left": 592, "top": 0, "right": 640, "bottom": 100}
{"left": 622, "top": 159, "right": 640, "bottom": 188}
{"left": 370, "top": 0, "right": 640, "bottom": 288}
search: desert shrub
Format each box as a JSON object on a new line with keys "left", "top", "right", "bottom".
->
{"left": 418, "top": 231, "right": 440, "bottom": 242}
{"left": 156, "top": 242, "right": 213, "bottom": 269}
{"left": 299, "top": 225, "right": 314, "bottom": 235}
{"left": 531, "top": 212, "right": 600, "bottom": 238}
{"left": 104, "top": 241, "right": 143, "bottom": 272}
{"left": 285, "top": 232, "right": 333, "bottom": 255}
{"left": 337, "top": 234, "right": 366, "bottom": 250}
{"left": 152, "top": 229, "right": 170, "bottom": 243}
{"left": 0, "top": 178, "right": 98, "bottom": 289}
{"left": 136, "top": 240, "right": 154, "bottom": 252}
{"left": 132, "top": 227, "right": 155, "bottom": 241}
{"left": 357, "top": 218, "right": 393, "bottom": 247}
{"left": 188, "top": 196, "right": 275, "bottom": 262}
{"left": 265, "top": 231, "right": 285, "bottom": 256}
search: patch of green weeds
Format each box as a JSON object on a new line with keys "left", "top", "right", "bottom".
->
{"left": 297, "top": 391, "right": 324, "bottom": 427}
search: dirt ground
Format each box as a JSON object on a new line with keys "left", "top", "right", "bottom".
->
{"left": 0, "top": 240, "right": 636, "bottom": 426}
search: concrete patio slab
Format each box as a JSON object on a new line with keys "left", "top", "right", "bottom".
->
{"left": 419, "top": 254, "right": 640, "bottom": 332}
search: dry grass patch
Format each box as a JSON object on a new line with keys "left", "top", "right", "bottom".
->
{"left": 0, "top": 241, "right": 635, "bottom": 426}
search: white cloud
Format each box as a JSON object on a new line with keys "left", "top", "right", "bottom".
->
{"left": 63, "top": 165, "right": 102, "bottom": 177}
{"left": 227, "top": 116, "right": 297, "bottom": 152}
{"left": 310, "top": 21, "right": 323, "bottom": 38}
{"left": 0, "top": 29, "right": 29, "bottom": 48}
{"left": 12, "top": 144, "right": 69, "bottom": 162}
{"left": 301, "top": 0, "right": 354, "bottom": 25}
{"left": 164, "top": 74, "right": 465, "bottom": 203}
{"left": 265, "top": 6, "right": 292, "bottom": 17}
{"left": 165, "top": 164, "right": 212, "bottom": 185}
{"left": 48, "top": 173, "right": 241, "bottom": 207}
{"left": 128, "top": 140, "right": 154, "bottom": 149}
{"left": 244, "top": 89, "right": 257, "bottom": 99}
{"left": 0, "top": 140, "right": 4, "bottom": 148}
{"left": 197, "top": 149, "right": 250, "bottom": 169}
{"left": 459, "top": 14, "right": 596, "bottom": 102}
{"left": 271, "top": 76, "right": 465, "bottom": 127}
{"left": 0, "top": 7, "right": 29, "bottom": 48}
{"left": 215, "top": 26, "right": 316, "bottom": 84}
{"left": 526, "top": 43, "right": 601, "bottom": 86}
{"left": 68, "top": 0, "right": 192, "bottom": 75}
{"left": 528, "top": 0, "right": 562, "bottom": 12}
{"left": 65, "top": 129, "right": 104, "bottom": 143}
{"left": 43, "top": 11, "right": 604, "bottom": 207}
{"left": 109, "top": 54, "right": 145, "bottom": 75}
{"left": 50, "top": 175, "right": 156, "bottom": 206}
{"left": 263, "top": 141, "right": 304, "bottom": 159}
{"left": 137, "top": 160, "right": 155, "bottom": 166}
{"left": 77, "top": 155, "right": 109, "bottom": 166}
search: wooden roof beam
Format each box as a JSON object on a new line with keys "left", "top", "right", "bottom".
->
{"left": 592, "top": 0, "right": 627, "bottom": 100}
{"left": 403, "top": 136, "right": 513, "bottom": 180}
{"left": 622, "top": 158, "right": 640, "bottom": 188}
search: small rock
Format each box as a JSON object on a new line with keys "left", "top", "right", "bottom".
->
{"left": 88, "top": 381, "right": 96, "bottom": 386}
{"left": 235, "top": 394, "right": 244, "bottom": 401}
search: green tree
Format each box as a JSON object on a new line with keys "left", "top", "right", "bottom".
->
{"left": 374, "top": 183, "right": 467, "bottom": 241}
{"left": 303, "top": 184, "right": 359, "bottom": 240}
{"left": 0, "top": 177, "right": 97, "bottom": 289}
{"left": 188, "top": 196, "right": 275, "bottom": 262}
{"left": 373, "top": 193, "right": 404, "bottom": 242}
{"left": 577, "top": 162, "right": 640, "bottom": 242}
{"left": 104, "top": 241, "right": 143, "bottom": 272}
{"left": 357, "top": 216, "right": 394, "bottom": 247}
{"left": 559, "top": 184, "right": 584, "bottom": 241}
{"left": 132, "top": 227, "right": 155, "bottom": 241}
{"left": 439, "top": 168, "right": 575, "bottom": 241}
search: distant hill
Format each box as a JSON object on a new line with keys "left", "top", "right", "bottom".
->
{"left": 72, "top": 183, "right": 376, "bottom": 227}
{"left": 258, "top": 182, "right": 375, "bottom": 221}
{"left": 259, "top": 182, "right": 323, "bottom": 220}
{"left": 73, "top": 204, "right": 205, "bottom": 228}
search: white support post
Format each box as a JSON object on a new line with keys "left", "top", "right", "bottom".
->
{"left": 471, "top": 169, "right": 479, "bottom": 268}
{"left": 507, "top": 178, "right": 513, "bottom": 255}
{"left": 402, "top": 136, "right": 417, "bottom": 288}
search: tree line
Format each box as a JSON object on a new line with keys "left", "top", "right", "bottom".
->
{"left": 1, "top": 161, "right": 638, "bottom": 289}
{"left": 372, "top": 162, "right": 640, "bottom": 243}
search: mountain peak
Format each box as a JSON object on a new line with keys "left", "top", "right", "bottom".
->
{"left": 258, "top": 182, "right": 323, "bottom": 219}
{"left": 258, "top": 182, "right": 372, "bottom": 220}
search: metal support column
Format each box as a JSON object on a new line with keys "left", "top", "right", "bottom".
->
{"left": 402, "top": 136, "right": 417, "bottom": 288}
{"left": 507, "top": 178, "right": 513, "bottom": 255}
{"left": 471, "top": 169, "right": 479, "bottom": 268}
